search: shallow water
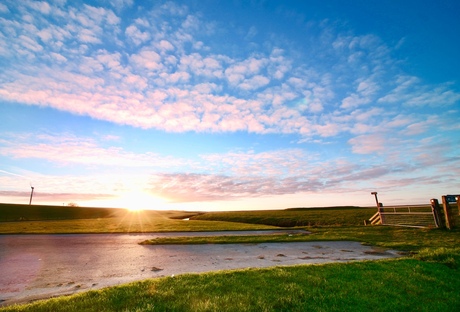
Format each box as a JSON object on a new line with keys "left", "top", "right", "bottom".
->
{"left": 0, "top": 232, "right": 399, "bottom": 306}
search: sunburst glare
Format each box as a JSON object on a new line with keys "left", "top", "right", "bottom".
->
{"left": 117, "top": 191, "right": 167, "bottom": 211}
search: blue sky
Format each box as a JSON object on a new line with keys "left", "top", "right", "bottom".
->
{"left": 1, "top": 0, "right": 459, "bottom": 210}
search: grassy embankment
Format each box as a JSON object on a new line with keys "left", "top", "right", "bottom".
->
{"left": 1, "top": 204, "right": 460, "bottom": 311}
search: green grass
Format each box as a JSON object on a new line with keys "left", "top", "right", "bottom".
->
{"left": 0, "top": 203, "right": 123, "bottom": 222}
{"left": 191, "top": 207, "right": 379, "bottom": 227}
{"left": 0, "top": 218, "right": 275, "bottom": 234}
{"left": 0, "top": 210, "right": 277, "bottom": 234}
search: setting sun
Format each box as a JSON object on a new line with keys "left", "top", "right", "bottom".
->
{"left": 117, "top": 191, "right": 167, "bottom": 211}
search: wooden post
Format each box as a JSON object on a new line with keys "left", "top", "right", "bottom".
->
{"left": 458, "top": 196, "right": 460, "bottom": 216}
{"left": 441, "top": 196, "right": 454, "bottom": 230}
{"left": 430, "top": 198, "right": 442, "bottom": 228}
{"left": 378, "top": 203, "right": 385, "bottom": 225}
{"left": 370, "top": 192, "right": 384, "bottom": 225}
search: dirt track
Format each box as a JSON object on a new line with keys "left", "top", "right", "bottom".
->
{"left": 0, "top": 231, "right": 400, "bottom": 306}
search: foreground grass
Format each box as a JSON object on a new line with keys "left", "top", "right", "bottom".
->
{"left": 3, "top": 249, "right": 460, "bottom": 312}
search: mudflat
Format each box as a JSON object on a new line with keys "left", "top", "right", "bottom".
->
{"left": 0, "top": 231, "right": 399, "bottom": 306}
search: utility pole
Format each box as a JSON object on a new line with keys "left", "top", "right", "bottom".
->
{"left": 29, "top": 186, "right": 34, "bottom": 205}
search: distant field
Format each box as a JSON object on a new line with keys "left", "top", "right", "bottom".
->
{"left": 191, "top": 206, "right": 378, "bottom": 227}
{"left": 0, "top": 203, "right": 123, "bottom": 221}
{"left": 0, "top": 204, "right": 378, "bottom": 234}
{"left": 0, "top": 203, "right": 277, "bottom": 234}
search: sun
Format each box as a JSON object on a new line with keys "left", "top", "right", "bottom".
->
{"left": 117, "top": 191, "right": 167, "bottom": 211}
{"left": 126, "top": 206, "right": 143, "bottom": 212}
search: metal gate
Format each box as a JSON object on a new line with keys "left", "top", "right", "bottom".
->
{"left": 378, "top": 205, "right": 438, "bottom": 228}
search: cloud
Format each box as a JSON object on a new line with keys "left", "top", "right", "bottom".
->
{"left": 130, "top": 49, "right": 162, "bottom": 70}
{"left": 200, "top": 149, "right": 316, "bottom": 177}
{"left": 0, "top": 3, "right": 10, "bottom": 13}
{"left": 0, "top": 0, "right": 458, "bottom": 144}
{"left": 0, "top": 133, "right": 189, "bottom": 168}
{"left": 378, "top": 75, "right": 460, "bottom": 107}
{"left": 125, "top": 24, "right": 150, "bottom": 45}
{"left": 2, "top": 129, "right": 458, "bottom": 205}
{"left": 28, "top": 1, "right": 52, "bottom": 14}
{"left": 348, "top": 134, "right": 386, "bottom": 154}
{"left": 239, "top": 75, "right": 270, "bottom": 91}
{"left": 148, "top": 173, "right": 325, "bottom": 202}
{"left": 110, "top": 0, "right": 134, "bottom": 11}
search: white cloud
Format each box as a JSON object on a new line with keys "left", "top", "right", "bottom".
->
{"left": 78, "top": 28, "right": 102, "bottom": 43}
{"left": 28, "top": 1, "right": 51, "bottom": 14}
{"left": 130, "top": 49, "right": 162, "bottom": 70}
{"left": 125, "top": 24, "right": 150, "bottom": 45}
{"left": 50, "top": 52, "right": 67, "bottom": 63}
{"left": 341, "top": 94, "right": 369, "bottom": 109}
{"left": 18, "top": 34, "right": 43, "bottom": 52}
{"left": 0, "top": 0, "right": 458, "bottom": 145}
{"left": 239, "top": 75, "right": 270, "bottom": 90}
{"left": 378, "top": 75, "right": 460, "bottom": 107}
{"left": 157, "top": 39, "right": 174, "bottom": 52}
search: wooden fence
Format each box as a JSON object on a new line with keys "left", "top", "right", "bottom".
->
{"left": 367, "top": 195, "right": 459, "bottom": 229}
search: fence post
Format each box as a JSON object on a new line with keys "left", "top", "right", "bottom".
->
{"left": 457, "top": 196, "right": 460, "bottom": 216}
{"left": 441, "top": 196, "right": 454, "bottom": 230}
{"left": 378, "top": 203, "right": 385, "bottom": 225}
{"left": 430, "top": 198, "right": 442, "bottom": 228}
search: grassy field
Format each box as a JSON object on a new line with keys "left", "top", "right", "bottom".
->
{"left": 0, "top": 205, "right": 376, "bottom": 234}
{"left": 0, "top": 203, "right": 123, "bottom": 222}
{"left": 190, "top": 206, "right": 379, "bottom": 227}
{"left": 1, "top": 204, "right": 460, "bottom": 311}
{"left": 0, "top": 209, "right": 277, "bottom": 234}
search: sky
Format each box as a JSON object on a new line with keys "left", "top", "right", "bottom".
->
{"left": 1, "top": 0, "right": 459, "bottom": 211}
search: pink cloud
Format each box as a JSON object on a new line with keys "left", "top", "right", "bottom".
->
{"left": 130, "top": 50, "right": 162, "bottom": 70}
{"left": 148, "top": 173, "right": 324, "bottom": 202}
{"left": 348, "top": 134, "right": 386, "bottom": 154}
{"left": 0, "top": 133, "right": 188, "bottom": 168}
